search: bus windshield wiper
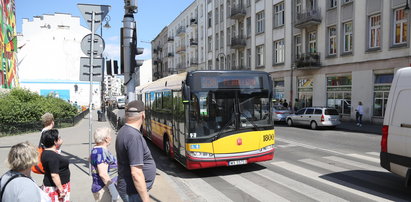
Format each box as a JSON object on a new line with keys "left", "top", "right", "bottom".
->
{"left": 239, "top": 113, "right": 260, "bottom": 131}
{"left": 214, "top": 116, "right": 235, "bottom": 141}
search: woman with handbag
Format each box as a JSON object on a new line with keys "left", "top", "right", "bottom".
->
{"left": 90, "top": 127, "right": 119, "bottom": 202}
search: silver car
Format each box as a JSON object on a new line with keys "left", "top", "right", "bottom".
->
{"left": 286, "top": 107, "right": 341, "bottom": 129}
{"left": 273, "top": 106, "right": 292, "bottom": 122}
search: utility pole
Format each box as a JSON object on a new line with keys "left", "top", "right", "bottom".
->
{"left": 122, "top": 0, "right": 144, "bottom": 103}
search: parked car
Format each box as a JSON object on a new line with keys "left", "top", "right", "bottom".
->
{"left": 380, "top": 67, "right": 411, "bottom": 187}
{"left": 116, "top": 96, "right": 126, "bottom": 109}
{"left": 286, "top": 107, "right": 340, "bottom": 129}
{"left": 273, "top": 106, "right": 292, "bottom": 122}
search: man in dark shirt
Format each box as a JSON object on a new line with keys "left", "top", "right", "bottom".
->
{"left": 116, "top": 100, "right": 156, "bottom": 202}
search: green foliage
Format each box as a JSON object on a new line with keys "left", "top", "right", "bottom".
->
{"left": 0, "top": 88, "right": 78, "bottom": 135}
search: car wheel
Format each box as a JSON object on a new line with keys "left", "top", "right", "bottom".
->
{"left": 310, "top": 121, "right": 318, "bottom": 130}
{"left": 287, "top": 119, "right": 293, "bottom": 127}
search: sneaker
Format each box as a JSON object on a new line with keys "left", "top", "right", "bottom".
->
{"left": 356, "top": 123, "right": 360, "bottom": 126}
{"left": 359, "top": 124, "right": 362, "bottom": 127}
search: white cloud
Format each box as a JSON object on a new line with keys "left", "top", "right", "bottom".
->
{"left": 103, "top": 43, "right": 120, "bottom": 60}
{"left": 106, "top": 36, "right": 119, "bottom": 42}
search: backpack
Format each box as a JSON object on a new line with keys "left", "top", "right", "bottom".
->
{"left": 31, "top": 147, "right": 45, "bottom": 174}
{"left": 0, "top": 172, "right": 29, "bottom": 201}
{"left": 31, "top": 131, "right": 46, "bottom": 174}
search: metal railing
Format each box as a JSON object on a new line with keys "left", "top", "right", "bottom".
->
{"left": 295, "top": 52, "right": 321, "bottom": 68}
{"left": 176, "top": 26, "right": 186, "bottom": 36}
{"left": 231, "top": 35, "right": 246, "bottom": 48}
{"left": 295, "top": 8, "right": 322, "bottom": 28}
{"left": 231, "top": 4, "right": 246, "bottom": 19}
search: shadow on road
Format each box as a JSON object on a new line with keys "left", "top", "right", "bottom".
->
{"left": 61, "top": 150, "right": 89, "bottom": 176}
{"left": 321, "top": 170, "right": 411, "bottom": 201}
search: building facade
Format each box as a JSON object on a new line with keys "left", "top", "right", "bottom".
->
{"left": 151, "top": 0, "right": 411, "bottom": 124}
{"left": 0, "top": 0, "right": 17, "bottom": 89}
{"left": 18, "top": 13, "right": 102, "bottom": 108}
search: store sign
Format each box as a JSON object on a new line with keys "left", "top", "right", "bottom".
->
{"left": 327, "top": 86, "right": 352, "bottom": 91}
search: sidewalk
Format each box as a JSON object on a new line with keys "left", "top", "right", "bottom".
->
{"left": 336, "top": 121, "right": 382, "bottom": 135}
{"left": 0, "top": 111, "right": 183, "bottom": 202}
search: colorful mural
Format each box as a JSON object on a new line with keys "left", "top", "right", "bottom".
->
{"left": 0, "top": 0, "right": 17, "bottom": 89}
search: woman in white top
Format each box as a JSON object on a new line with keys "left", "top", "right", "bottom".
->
{"left": 355, "top": 101, "right": 364, "bottom": 127}
{"left": 0, "top": 142, "right": 51, "bottom": 202}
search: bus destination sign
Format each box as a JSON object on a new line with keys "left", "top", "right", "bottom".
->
{"left": 200, "top": 76, "right": 262, "bottom": 89}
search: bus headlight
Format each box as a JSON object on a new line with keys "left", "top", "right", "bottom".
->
{"left": 187, "top": 151, "right": 215, "bottom": 158}
{"left": 260, "top": 144, "right": 274, "bottom": 152}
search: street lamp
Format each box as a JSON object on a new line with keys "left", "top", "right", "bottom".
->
{"left": 100, "top": 15, "right": 111, "bottom": 114}
{"left": 216, "top": 52, "right": 226, "bottom": 70}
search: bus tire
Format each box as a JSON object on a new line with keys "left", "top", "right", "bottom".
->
{"left": 164, "top": 136, "right": 171, "bottom": 158}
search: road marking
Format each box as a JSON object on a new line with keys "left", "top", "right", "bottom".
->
{"left": 276, "top": 143, "right": 297, "bottom": 148}
{"left": 366, "top": 152, "right": 380, "bottom": 156}
{"left": 272, "top": 161, "right": 394, "bottom": 202}
{"left": 323, "top": 156, "right": 385, "bottom": 172}
{"left": 220, "top": 174, "right": 289, "bottom": 202}
{"left": 182, "top": 177, "right": 233, "bottom": 202}
{"left": 299, "top": 158, "right": 405, "bottom": 201}
{"left": 254, "top": 169, "right": 347, "bottom": 201}
{"left": 346, "top": 154, "right": 379, "bottom": 163}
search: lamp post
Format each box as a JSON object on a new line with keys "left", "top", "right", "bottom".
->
{"left": 100, "top": 15, "right": 110, "bottom": 115}
{"left": 217, "top": 52, "right": 227, "bottom": 70}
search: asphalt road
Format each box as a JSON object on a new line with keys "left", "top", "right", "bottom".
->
{"left": 149, "top": 122, "right": 411, "bottom": 201}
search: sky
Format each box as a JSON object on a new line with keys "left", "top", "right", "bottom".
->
{"left": 16, "top": 0, "right": 194, "bottom": 61}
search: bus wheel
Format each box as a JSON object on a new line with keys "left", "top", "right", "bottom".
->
{"left": 164, "top": 138, "right": 171, "bottom": 157}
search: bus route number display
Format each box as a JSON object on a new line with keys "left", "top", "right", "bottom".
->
{"left": 201, "top": 76, "right": 261, "bottom": 89}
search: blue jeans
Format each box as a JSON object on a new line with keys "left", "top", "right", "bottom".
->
{"left": 120, "top": 192, "right": 142, "bottom": 202}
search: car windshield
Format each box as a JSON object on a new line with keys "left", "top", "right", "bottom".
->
{"left": 189, "top": 90, "right": 271, "bottom": 138}
{"left": 325, "top": 109, "right": 339, "bottom": 115}
{"left": 118, "top": 98, "right": 125, "bottom": 103}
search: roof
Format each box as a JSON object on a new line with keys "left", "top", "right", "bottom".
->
{"left": 136, "top": 72, "right": 187, "bottom": 94}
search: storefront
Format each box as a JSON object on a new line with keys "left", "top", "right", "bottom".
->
{"left": 373, "top": 73, "right": 393, "bottom": 118}
{"left": 273, "top": 79, "right": 284, "bottom": 103}
{"left": 326, "top": 75, "right": 352, "bottom": 115}
{"left": 297, "top": 78, "right": 313, "bottom": 109}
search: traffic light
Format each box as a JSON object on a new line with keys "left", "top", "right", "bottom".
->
{"left": 131, "top": 47, "right": 144, "bottom": 73}
{"left": 106, "top": 60, "right": 112, "bottom": 75}
{"left": 114, "top": 60, "right": 119, "bottom": 74}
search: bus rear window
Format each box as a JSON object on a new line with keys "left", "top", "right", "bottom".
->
{"left": 325, "top": 109, "right": 339, "bottom": 115}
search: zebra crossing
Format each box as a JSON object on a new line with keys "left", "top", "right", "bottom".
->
{"left": 169, "top": 139, "right": 411, "bottom": 202}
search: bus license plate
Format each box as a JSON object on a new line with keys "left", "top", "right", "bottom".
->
{"left": 228, "top": 160, "right": 247, "bottom": 166}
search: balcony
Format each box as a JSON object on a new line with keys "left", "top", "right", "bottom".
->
{"left": 190, "top": 18, "right": 198, "bottom": 27}
{"left": 167, "top": 52, "right": 174, "bottom": 57}
{"left": 295, "top": 8, "right": 322, "bottom": 29}
{"left": 190, "top": 58, "right": 199, "bottom": 66}
{"left": 230, "top": 35, "right": 246, "bottom": 49}
{"left": 167, "top": 37, "right": 174, "bottom": 42}
{"left": 176, "top": 26, "right": 186, "bottom": 36}
{"left": 176, "top": 45, "right": 186, "bottom": 54}
{"left": 190, "top": 38, "right": 198, "bottom": 46}
{"left": 230, "top": 4, "right": 246, "bottom": 20}
{"left": 295, "top": 53, "right": 321, "bottom": 69}
{"left": 231, "top": 65, "right": 250, "bottom": 70}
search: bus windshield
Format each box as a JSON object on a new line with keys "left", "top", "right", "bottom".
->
{"left": 189, "top": 89, "right": 271, "bottom": 138}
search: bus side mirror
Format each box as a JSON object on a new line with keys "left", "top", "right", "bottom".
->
{"left": 182, "top": 83, "right": 190, "bottom": 104}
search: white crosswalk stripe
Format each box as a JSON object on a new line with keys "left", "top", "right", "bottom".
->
{"left": 323, "top": 156, "right": 385, "bottom": 172}
{"left": 180, "top": 177, "right": 233, "bottom": 202}
{"left": 220, "top": 174, "right": 290, "bottom": 202}
{"left": 254, "top": 169, "right": 347, "bottom": 201}
{"left": 272, "top": 161, "right": 395, "bottom": 202}
{"left": 346, "top": 154, "right": 380, "bottom": 163}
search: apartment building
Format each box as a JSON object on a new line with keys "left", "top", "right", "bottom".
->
{"left": 151, "top": 0, "right": 410, "bottom": 123}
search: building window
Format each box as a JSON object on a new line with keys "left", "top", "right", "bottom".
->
{"left": 329, "top": 0, "right": 337, "bottom": 8}
{"left": 328, "top": 26, "right": 337, "bottom": 55}
{"left": 373, "top": 74, "right": 393, "bottom": 117}
{"left": 208, "top": 11, "right": 212, "bottom": 28}
{"left": 308, "top": 31, "right": 317, "bottom": 53}
{"left": 295, "top": 35, "right": 302, "bottom": 58}
{"left": 256, "top": 11, "right": 265, "bottom": 34}
{"left": 327, "top": 75, "right": 352, "bottom": 115}
{"left": 296, "top": 0, "right": 302, "bottom": 13}
{"left": 246, "top": 17, "right": 251, "bottom": 37}
{"left": 208, "top": 36, "right": 212, "bottom": 52}
{"left": 273, "top": 80, "right": 285, "bottom": 100}
{"left": 273, "top": 39, "right": 285, "bottom": 64}
{"left": 369, "top": 14, "right": 381, "bottom": 49}
{"left": 247, "top": 0, "right": 251, "bottom": 7}
{"left": 246, "top": 48, "right": 251, "bottom": 68}
{"left": 215, "top": 33, "right": 219, "bottom": 50}
{"left": 342, "top": 0, "right": 353, "bottom": 4}
{"left": 220, "top": 31, "right": 224, "bottom": 49}
{"left": 256, "top": 45, "right": 264, "bottom": 67}
{"left": 343, "top": 21, "right": 353, "bottom": 52}
{"left": 220, "top": 5, "right": 224, "bottom": 22}
{"left": 215, "top": 8, "right": 219, "bottom": 25}
{"left": 394, "top": 8, "right": 407, "bottom": 45}
{"left": 273, "top": 2, "right": 285, "bottom": 28}
{"left": 297, "top": 78, "right": 313, "bottom": 109}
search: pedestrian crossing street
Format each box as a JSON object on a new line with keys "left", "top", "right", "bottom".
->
{"left": 168, "top": 138, "right": 411, "bottom": 202}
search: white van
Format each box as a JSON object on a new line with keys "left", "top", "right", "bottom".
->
{"left": 380, "top": 67, "right": 411, "bottom": 187}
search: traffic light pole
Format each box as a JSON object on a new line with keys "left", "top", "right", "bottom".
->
{"left": 122, "top": 14, "right": 136, "bottom": 103}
